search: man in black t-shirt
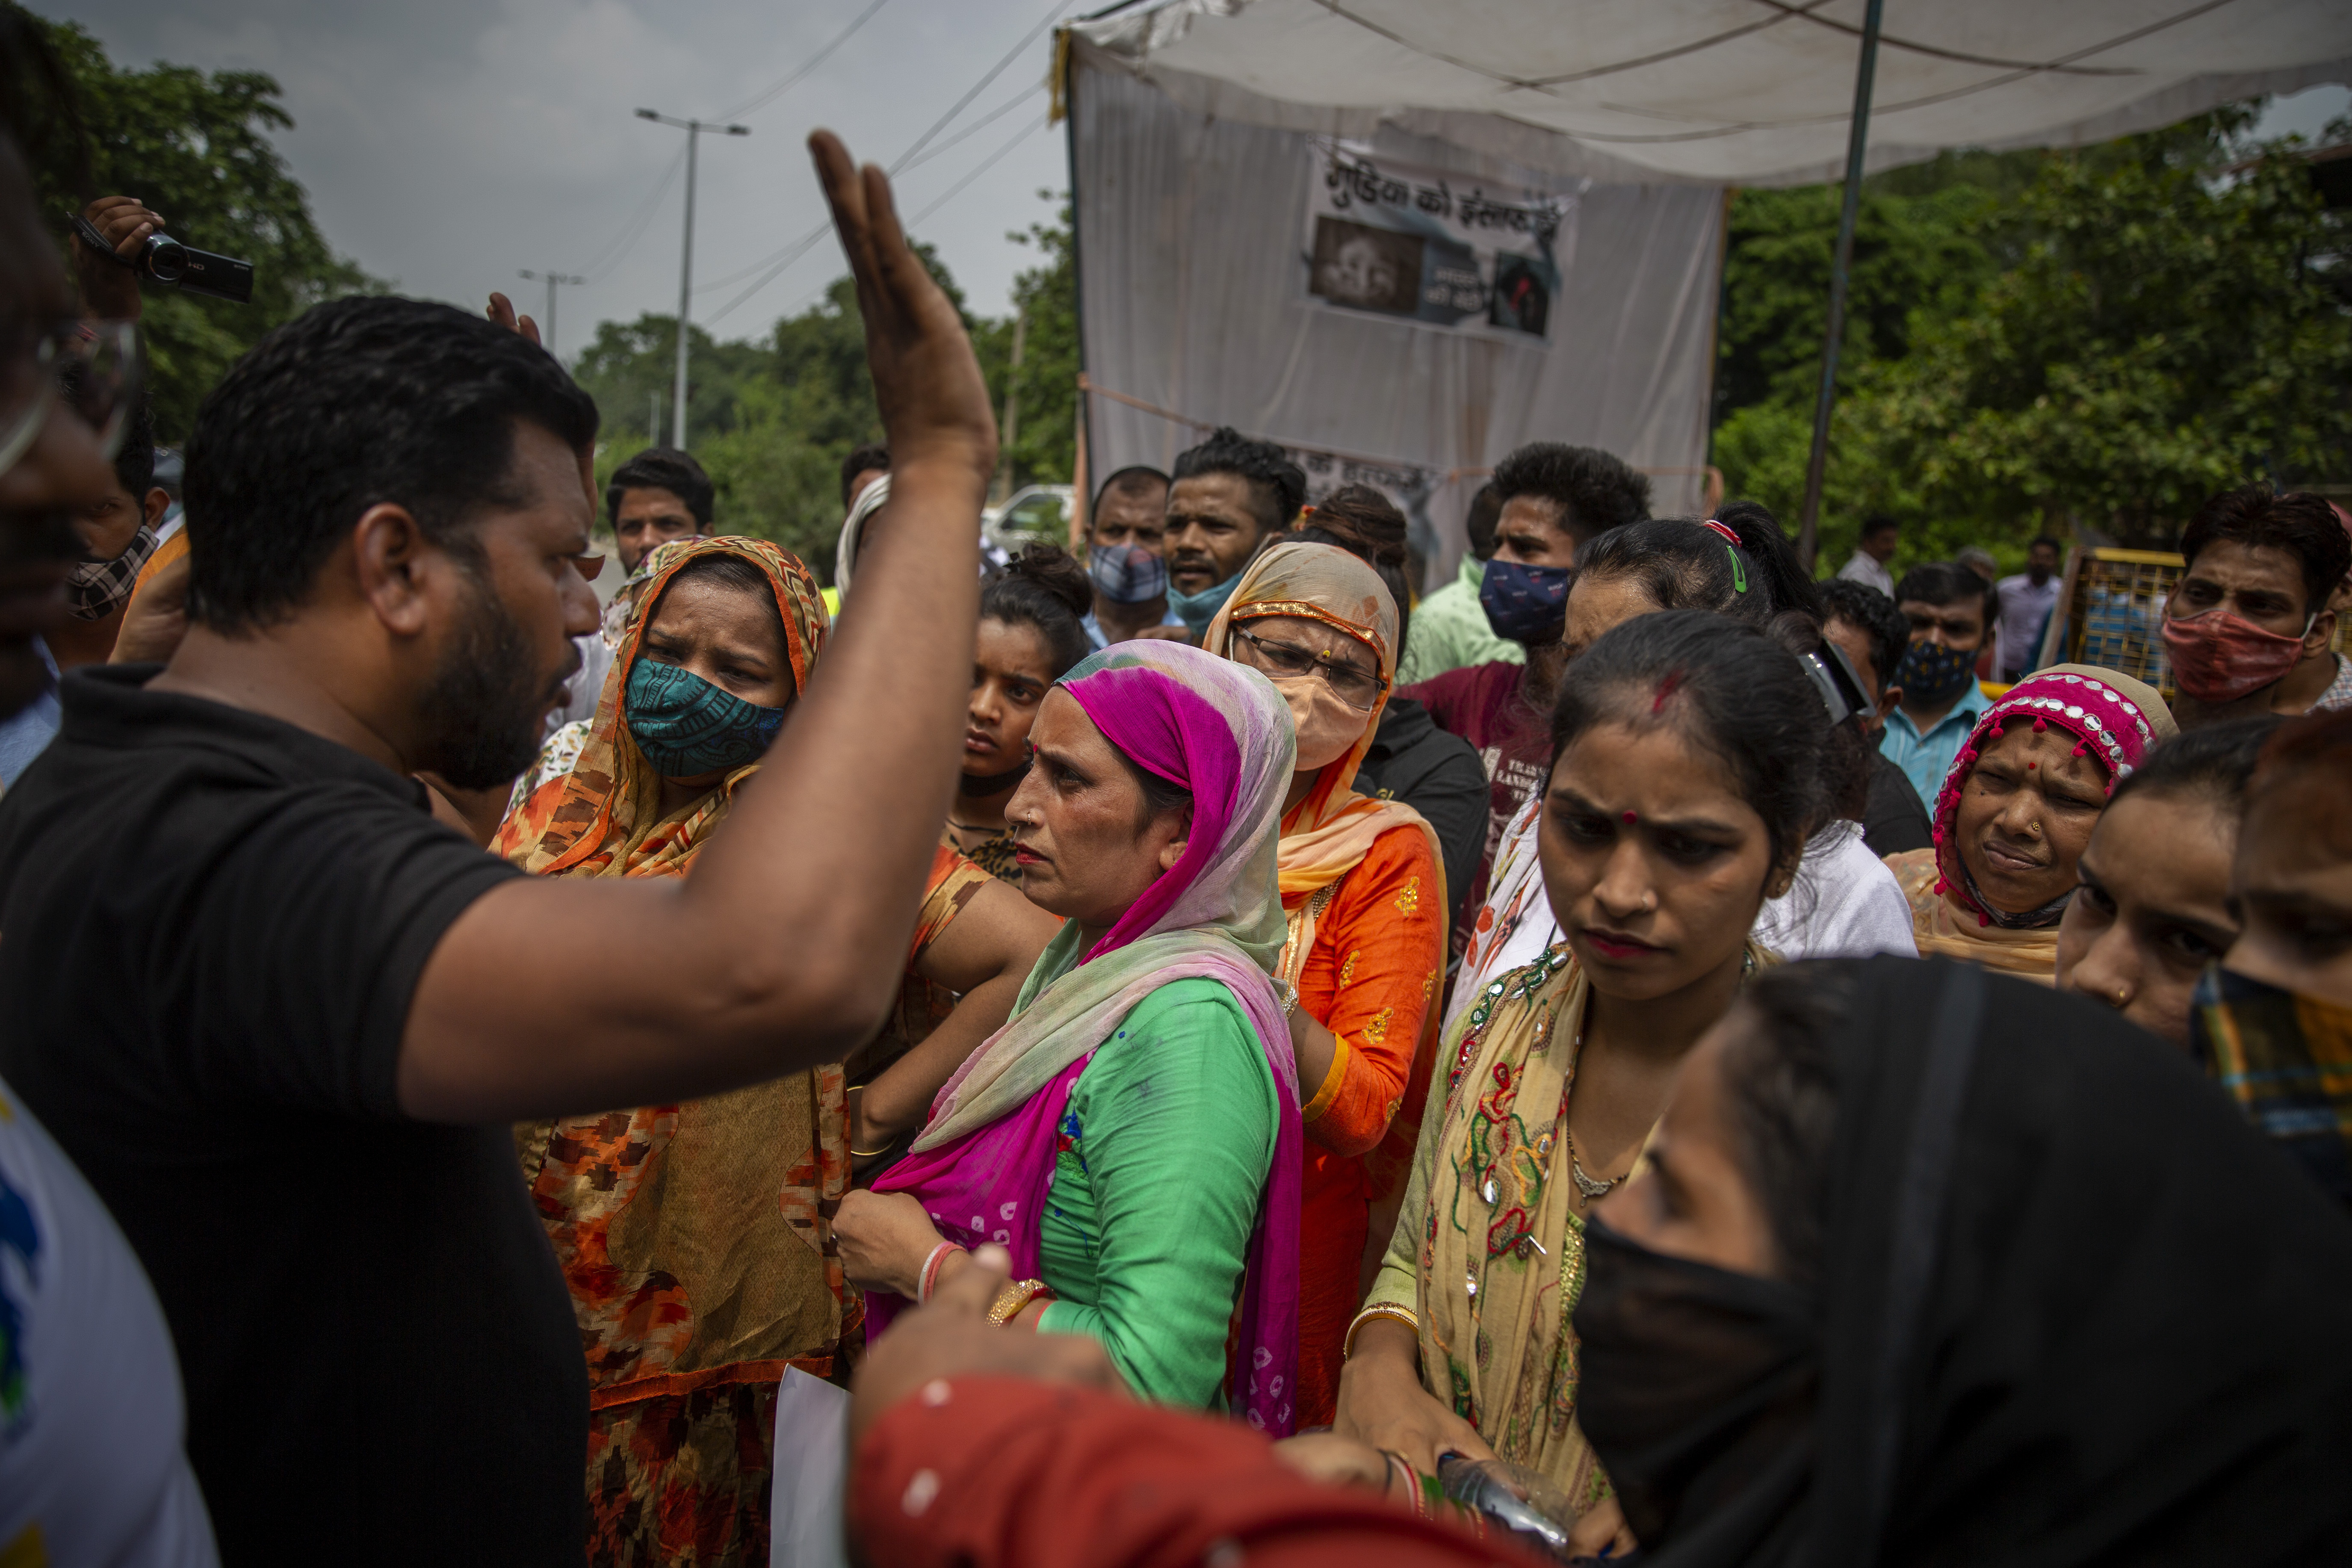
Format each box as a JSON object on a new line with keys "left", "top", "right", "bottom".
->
{"left": 0, "top": 137, "right": 997, "bottom": 1565}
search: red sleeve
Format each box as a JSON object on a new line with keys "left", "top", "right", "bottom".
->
{"left": 851, "top": 1377, "right": 1528, "bottom": 1568}
{"left": 1396, "top": 664, "right": 1479, "bottom": 729}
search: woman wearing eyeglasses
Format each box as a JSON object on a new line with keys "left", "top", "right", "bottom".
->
{"left": 1205, "top": 540, "right": 1447, "bottom": 1429}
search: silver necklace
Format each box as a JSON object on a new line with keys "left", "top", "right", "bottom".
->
{"left": 1564, "top": 1026, "right": 1619, "bottom": 1200}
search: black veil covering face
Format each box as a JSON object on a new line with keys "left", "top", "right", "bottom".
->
{"left": 1578, "top": 956, "right": 2352, "bottom": 1568}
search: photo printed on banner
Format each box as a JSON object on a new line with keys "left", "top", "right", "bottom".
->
{"left": 1303, "top": 142, "right": 1581, "bottom": 340}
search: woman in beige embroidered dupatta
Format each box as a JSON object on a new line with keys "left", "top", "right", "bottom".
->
{"left": 1336, "top": 611, "right": 1839, "bottom": 1553}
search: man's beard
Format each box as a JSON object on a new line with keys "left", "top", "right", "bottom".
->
{"left": 416, "top": 569, "right": 570, "bottom": 791}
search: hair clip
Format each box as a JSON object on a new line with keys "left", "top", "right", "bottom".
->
{"left": 1699, "top": 519, "right": 1739, "bottom": 546}
{"left": 1726, "top": 545, "right": 1748, "bottom": 594}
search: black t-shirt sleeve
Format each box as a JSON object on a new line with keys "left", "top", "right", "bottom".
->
{"left": 174, "top": 780, "right": 521, "bottom": 1119}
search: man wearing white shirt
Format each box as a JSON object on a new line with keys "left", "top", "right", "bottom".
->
{"left": 1835, "top": 514, "right": 1899, "bottom": 599}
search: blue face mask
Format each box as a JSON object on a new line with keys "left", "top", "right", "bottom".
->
{"left": 625, "top": 659, "right": 787, "bottom": 778}
{"left": 1479, "top": 558, "right": 1575, "bottom": 645}
{"left": 1166, "top": 570, "right": 1242, "bottom": 640}
{"left": 1088, "top": 543, "right": 1169, "bottom": 605}
{"left": 1895, "top": 638, "right": 1978, "bottom": 705}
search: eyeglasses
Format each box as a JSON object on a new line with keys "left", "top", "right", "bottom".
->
{"left": 1229, "top": 625, "right": 1388, "bottom": 712}
{"left": 0, "top": 319, "right": 143, "bottom": 478}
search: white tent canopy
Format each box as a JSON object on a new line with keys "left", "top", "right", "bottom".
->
{"left": 1071, "top": 0, "right": 2352, "bottom": 186}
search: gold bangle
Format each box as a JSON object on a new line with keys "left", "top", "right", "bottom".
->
{"left": 1343, "top": 1302, "right": 1419, "bottom": 1360}
{"left": 987, "top": 1278, "right": 1052, "bottom": 1326}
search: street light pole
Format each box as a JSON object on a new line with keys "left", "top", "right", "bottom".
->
{"left": 516, "top": 268, "right": 585, "bottom": 361}
{"left": 636, "top": 108, "right": 750, "bottom": 452}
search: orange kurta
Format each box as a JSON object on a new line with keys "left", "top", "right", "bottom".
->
{"left": 1288, "top": 821, "right": 1446, "bottom": 1427}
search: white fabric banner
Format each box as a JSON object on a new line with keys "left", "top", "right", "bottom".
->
{"left": 1072, "top": 56, "right": 1725, "bottom": 582}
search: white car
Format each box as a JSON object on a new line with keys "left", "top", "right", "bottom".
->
{"left": 982, "top": 484, "right": 1075, "bottom": 558}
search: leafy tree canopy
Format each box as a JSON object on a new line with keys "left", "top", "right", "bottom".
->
{"left": 1714, "top": 106, "right": 2352, "bottom": 569}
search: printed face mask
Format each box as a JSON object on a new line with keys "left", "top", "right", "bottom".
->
{"left": 2161, "top": 606, "right": 2311, "bottom": 704}
{"left": 1087, "top": 543, "right": 1168, "bottom": 606}
{"left": 1572, "top": 1216, "right": 1817, "bottom": 1550}
{"left": 1268, "top": 671, "right": 1368, "bottom": 774}
{"left": 1895, "top": 638, "right": 1977, "bottom": 705}
{"left": 1478, "top": 558, "right": 1574, "bottom": 645}
{"left": 1166, "top": 571, "right": 1242, "bottom": 640}
{"left": 67, "top": 521, "right": 160, "bottom": 620}
{"left": 625, "top": 659, "right": 787, "bottom": 778}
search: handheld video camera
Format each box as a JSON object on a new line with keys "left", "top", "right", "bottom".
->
{"left": 73, "top": 215, "right": 254, "bottom": 305}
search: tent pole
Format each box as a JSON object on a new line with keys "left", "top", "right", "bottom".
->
{"left": 1796, "top": 0, "right": 1884, "bottom": 574}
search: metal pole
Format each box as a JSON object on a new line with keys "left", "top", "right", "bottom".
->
{"left": 675, "top": 121, "right": 698, "bottom": 451}
{"left": 519, "top": 269, "right": 586, "bottom": 362}
{"left": 638, "top": 110, "right": 749, "bottom": 454}
{"left": 1795, "top": 0, "right": 1884, "bottom": 573}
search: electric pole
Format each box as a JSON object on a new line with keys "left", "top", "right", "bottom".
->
{"left": 635, "top": 109, "right": 751, "bottom": 451}
{"left": 516, "top": 269, "right": 585, "bottom": 361}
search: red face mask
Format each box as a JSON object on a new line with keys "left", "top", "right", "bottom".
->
{"left": 2160, "top": 605, "right": 2311, "bottom": 703}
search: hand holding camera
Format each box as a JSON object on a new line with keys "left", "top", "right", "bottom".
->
{"left": 72, "top": 195, "right": 254, "bottom": 310}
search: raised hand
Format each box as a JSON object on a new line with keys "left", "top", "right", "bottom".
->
{"left": 807, "top": 130, "right": 995, "bottom": 491}
{"left": 71, "top": 196, "right": 165, "bottom": 320}
{"left": 484, "top": 292, "right": 543, "bottom": 347}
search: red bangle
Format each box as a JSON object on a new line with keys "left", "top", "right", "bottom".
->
{"left": 917, "top": 1241, "right": 963, "bottom": 1305}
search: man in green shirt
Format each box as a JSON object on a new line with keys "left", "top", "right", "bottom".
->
{"left": 1396, "top": 484, "right": 1524, "bottom": 685}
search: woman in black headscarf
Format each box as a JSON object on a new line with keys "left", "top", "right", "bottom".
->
{"left": 1573, "top": 955, "right": 2352, "bottom": 1566}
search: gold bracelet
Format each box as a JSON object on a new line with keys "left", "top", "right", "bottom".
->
{"left": 986, "top": 1278, "right": 1052, "bottom": 1326}
{"left": 1342, "top": 1302, "right": 1419, "bottom": 1360}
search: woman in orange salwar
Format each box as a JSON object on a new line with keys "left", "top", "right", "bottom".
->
{"left": 493, "top": 536, "right": 1057, "bottom": 1566}
{"left": 1207, "top": 539, "right": 1447, "bottom": 1427}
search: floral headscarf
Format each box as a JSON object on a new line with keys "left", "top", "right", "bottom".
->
{"left": 494, "top": 535, "right": 830, "bottom": 878}
{"left": 870, "top": 641, "right": 1307, "bottom": 1432}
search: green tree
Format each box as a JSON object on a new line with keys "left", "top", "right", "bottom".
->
{"left": 1844, "top": 137, "right": 2352, "bottom": 551}
{"left": 994, "top": 195, "right": 1078, "bottom": 491}
{"left": 29, "top": 15, "right": 381, "bottom": 440}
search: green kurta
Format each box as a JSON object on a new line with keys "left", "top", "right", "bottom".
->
{"left": 1034, "top": 977, "right": 1279, "bottom": 1409}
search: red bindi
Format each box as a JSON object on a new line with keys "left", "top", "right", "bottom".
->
{"left": 1621, "top": 810, "right": 1638, "bottom": 825}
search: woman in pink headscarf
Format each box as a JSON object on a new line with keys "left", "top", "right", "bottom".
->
{"left": 1885, "top": 664, "right": 2176, "bottom": 980}
{"left": 833, "top": 641, "right": 1306, "bottom": 1431}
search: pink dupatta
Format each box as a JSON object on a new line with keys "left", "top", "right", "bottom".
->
{"left": 869, "top": 642, "right": 1306, "bottom": 1432}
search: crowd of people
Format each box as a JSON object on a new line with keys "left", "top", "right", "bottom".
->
{"left": 3, "top": 14, "right": 2350, "bottom": 1567}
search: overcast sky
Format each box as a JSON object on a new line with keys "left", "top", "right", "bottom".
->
{"left": 44, "top": 0, "right": 1085, "bottom": 359}
{"left": 39, "top": 1, "right": 2352, "bottom": 364}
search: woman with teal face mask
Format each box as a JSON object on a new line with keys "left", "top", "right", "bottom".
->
{"left": 493, "top": 535, "right": 1059, "bottom": 1566}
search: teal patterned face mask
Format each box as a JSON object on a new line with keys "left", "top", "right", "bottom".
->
{"left": 625, "top": 659, "right": 786, "bottom": 778}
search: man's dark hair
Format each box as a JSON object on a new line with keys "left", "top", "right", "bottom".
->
{"left": 1818, "top": 577, "right": 1908, "bottom": 689}
{"left": 1171, "top": 426, "right": 1305, "bottom": 533}
{"left": 1860, "top": 514, "right": 1900, "bottom": 543}
{"left": 2110, "top": 713, "right": 2281, "bottom": 818}
{"left": 1093, "top": 464, "right": 1169, "bottom": 516}
{"left": 1488, "top": 443, "right": 1650, "bottom": 543}
{"left": 2029, "top": 535, "right": 2062, "bottom": 555}
{"left": 2180, "top": 486, "right": 2352, "bottom": 615}
{"left": 183, "top": 295, "right": 599, "bottom": 629}
{"left": 1465, "top": 484, "right": 1504, "bottom": 561}
{"left": 609, "top": 447, "right": 713, "bottom": 529}
{"left": 111, "top": 391, "right": 154, "bottom": 501}
{"left": 839, "top": 443, "right": 890, "bottom": 508}
{"left": 1298, "top": 483, "right": 1413, "bottom": 652}
{"left": 1894, "top": 561, "right": 1997, "bottom": 627}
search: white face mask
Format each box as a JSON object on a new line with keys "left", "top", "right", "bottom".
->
{"left": 1270, "top": 672, "right": 1368, "bottom": 774}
